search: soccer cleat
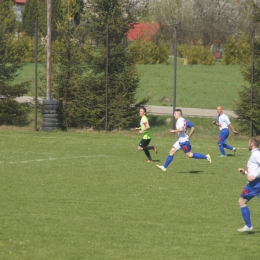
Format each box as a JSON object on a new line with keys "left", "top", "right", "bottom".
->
{"left": 153, "top": 146, "right": 158, "bottom": 154}
{"left": 232, "top": 147, "right": 236, "bottom": 155}
{"left": 157, "top": 165, "right": 166, "bottom": 171}
{"left": 237, "top": 225, "right": 253, "bottom": 232}
{"left": 146, "top": 159, "right": 153, "bottom": 163}
{"left": 206, "top": 154, "right": 212, "bottom": 164}
{"left": 219, "top": 155, "right": 227, "bottom": 158}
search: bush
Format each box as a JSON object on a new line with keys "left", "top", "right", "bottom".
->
{"left": 0, "top": 100, "right": 30, "bottom": 126}
{"left": 222, "top": 35, "right": 251, "bottom": 65}
{"left": 178, "top": 44, "right": 215, "bottom": 65}
{"left": 128, "top": 40, "right": 169, "bottom": 64}
{"left": 6, "top": 33, "right": 46, "bottom": 63}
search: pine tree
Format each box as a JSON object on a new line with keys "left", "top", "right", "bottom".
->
{"left": 22, "top": 0, "right": 63, "bottom": 37}
{"left": 22, "top": 0, "right": 40, "bottom": 36}
{"left": 82, "top": 0, "right": 148, "bottom": 130}
{"left": 0, "top": 27, "right": 30, "bottom": 126}
{"left": 234, "top": 3, "right": 260, "bottom": 135}
{"left": 51, "top": 0, "right": 148, "bottom": 130}
{"left": 0, "top": 0, "right": 16, "bottom": 33}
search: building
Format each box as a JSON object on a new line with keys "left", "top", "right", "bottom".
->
{"left": 13, "top": 0, "right": 26, "bottom": 21}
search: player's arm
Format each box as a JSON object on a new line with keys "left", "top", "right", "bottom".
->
{"left": 212, "top": 120, "right": 219, "bottom": 126}
{"left": 170, "top": 127, "right": 184, "bottom": 133}
{"left": 186, "top": 121, "right": 195, "bottom": 138}
{"left": 238, "top": 168, "right": 257, "bottom": 182}
{"left": 140, "top": 121, "right": 150, "bottom": 133}
{"left": 189, "top": 126, "right": 195, "bottom": 138}
{"left": 228, "top": 123, "right": 238, "bottom": 134}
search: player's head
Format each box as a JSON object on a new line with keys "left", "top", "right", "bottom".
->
{"left": 217, "top": 106, "right": 223, "bottom": 115}
{"left": 249, "top": 137, "right": 260, "bottom": 151}
{"left": 174, "top": 109, "right": 182, "bottom": 119}
{"left": 139, "top": 106, "right": 146, "bottom": 116}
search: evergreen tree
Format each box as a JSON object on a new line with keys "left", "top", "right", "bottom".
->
{"left": 234, "top": 3, "right": 260, "bottom": 135}
{"left": 22, "top": 0, "right": 40, "bottom": 36}
{"left": 51, "top": 0, "right": 148, "bottom": 130}
{"left": 82, "top": 0, "right": 148, "bottom": 130}
{"left": 0, "top": 0, "right": 16, "bottom": 33}
{"left": 22, "top": 0, "right": 63, "bottom": 37}
{"left": 0, "top": 27, "right": 30, "bottom": 126}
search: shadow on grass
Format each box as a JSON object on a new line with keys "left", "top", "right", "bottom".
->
{"left": 179, "top": 170, "right": 216, "bottom": 174}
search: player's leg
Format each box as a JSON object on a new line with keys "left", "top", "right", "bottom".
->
{"left": 181, "top": 142, "right": 211, "bottom": 163}
{"left": 138, "top": 139, "right": 153, "bottom": 162}
{"left": 237, "top": 180, "right": 260, "bottom": 232}
{"left": 157, "top": 141, "right": 179, "bottom": 171}
{"left": 218, "top": 130, "right": 228, "bottom": 156}
{"left": 143, "top": 144, "right": 158, "bottom": 154}
{"left": 222, "top": 130, "right": 236, "bottom": 155}
{"left": 237, "top": 197, "right": 252, "bottom": 232}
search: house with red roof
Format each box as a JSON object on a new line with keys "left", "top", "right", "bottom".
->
{"left": 13, "top": 0, "right": 26, "bottom": 21}
{"left": 127, "top": 23, "right": 160, "bottom": 42}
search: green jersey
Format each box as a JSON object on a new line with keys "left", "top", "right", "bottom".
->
{"left": 140, "top": 115, "right": 152, "bottom": 140}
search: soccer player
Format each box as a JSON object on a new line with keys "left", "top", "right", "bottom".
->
{"left": 237, "top": 137, "right": 260, "bottom": 232}
{"left": 135, "top": 107, "right": 157, "bottom": 162}
{"left": 157, "top": 109, "right": 211, "bottom": 172}
{"left": 212, "top": 106, "right": 238, "bottom": 157}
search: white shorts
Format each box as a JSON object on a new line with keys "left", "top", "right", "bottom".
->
{"left": 173, "top": 141, "right": 181, "bottom": 150}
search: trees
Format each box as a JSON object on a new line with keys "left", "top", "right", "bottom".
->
{"left": 234, "top": 2, "right": 260, "bottom": 135}
{"left": 149, "top": 0, "right": 242, "bottom": 46}
{"left": 22, "top": 0, "right": 63, "bottom": 37}
{"left": 0, "top": 0, "right": 16, "bottom": 33}
{"left": 0, "top": 27, "right": 30, "bottom": 126}
{"left": 52, "top": 0, "right": 148, "bottom": 130}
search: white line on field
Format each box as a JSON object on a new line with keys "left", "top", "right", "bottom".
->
{"left": 1, "top": 155, "right": 109, "bottom": 164}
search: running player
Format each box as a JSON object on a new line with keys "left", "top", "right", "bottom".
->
{"left": 135, "top": 107, "right": 157, "bottom": 162}
{"left": 212, "top": 106, "right": 238, "bottom": 157}
{"left": 157, "top": 109, "right": 211, "bottom": 172}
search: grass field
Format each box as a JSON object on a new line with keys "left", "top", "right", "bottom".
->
{"left": 16, "top": 59, "right": 246, "bottom": 111}
{"left": 1, "top": 127, "right": 259, "bottom": 260}
{"left": 136, "top": 58, "right": 246, "bottom": 110}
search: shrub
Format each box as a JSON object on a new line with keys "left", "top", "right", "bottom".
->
{"left": 128, "top": 40, "right": 169, "bottom": 64}
{"left": 178, "top": 44, "right": 215, "bottom": 65}
{"left": 222, "top": 35, "right": 251, "bottom": 65}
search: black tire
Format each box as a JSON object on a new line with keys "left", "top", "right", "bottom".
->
{"left": 42, "top": 100, "right": 59, "bottom": 105}
{"left": 42, "top": 104, "right": 59, "bottom": 110}
{"left": 42, "top": 118, "right": 59, "bottom": 123}
{"left": 43, "top": 114, "right": 59, "bottom": 118}
{"left": 42, "top": 126, "right": 58, "bottom": 131}
{"left": 42, "top": 122, "right": 59, "bottom": 127}
{"left": 42, "top": 109, "right": 58, "bottom": 114}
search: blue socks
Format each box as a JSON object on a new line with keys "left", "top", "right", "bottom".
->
{"left": 164, "top": 155, "right": 173, "bottom": 168}
{"left": 223, "top": 143, "right": 233, "bottom": 150}
{"left": 241, "top": 206, "right": 252, "bottom": 228}
{"left": 218, "top": 144, "right": 226, "bottom": 155}
{"left": 192, "top": 153, "right": 207, "bottom": 159}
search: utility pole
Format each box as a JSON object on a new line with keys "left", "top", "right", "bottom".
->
{"left": 105, "top": 22, "right": 109, "bottom": 133}
{"left": 250, "top": 25, "right": 255, "bottom": 138}
{"left": 173, "top": 24, "right": 178, "bottom": 129}
{"left": 46, "top": 0, "right": 52, "bottom": 100}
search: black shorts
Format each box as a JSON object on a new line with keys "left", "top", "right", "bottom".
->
{"left": 139, "top": 139, "right": 151, "bottom": 148}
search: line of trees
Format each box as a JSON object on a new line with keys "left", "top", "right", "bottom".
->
{"left": 1, "top": 0, "right": 149, "bottom": 130}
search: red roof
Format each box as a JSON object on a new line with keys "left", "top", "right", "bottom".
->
{"left": 127, "top": 23, "right": 160, "bottom": 41}
{"left": 13, "top": 0, "right": 26, "bottom": 4}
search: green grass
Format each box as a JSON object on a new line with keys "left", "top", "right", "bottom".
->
{"left": 16, "top": 59, "right": 246, "bottom": 110}
{"left": 136, "top": 58, "right": 247, "bottom": 110}
{"left": 0, "top": 128, "right": 259, "bottom": 260}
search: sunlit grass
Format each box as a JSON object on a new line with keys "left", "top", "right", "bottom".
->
{"left": 0, "top": 128, "right": 259, "bottom": 260}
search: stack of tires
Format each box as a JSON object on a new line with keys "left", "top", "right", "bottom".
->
{"left": 42, "top": 100, "right": 59, "bottom": 131}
